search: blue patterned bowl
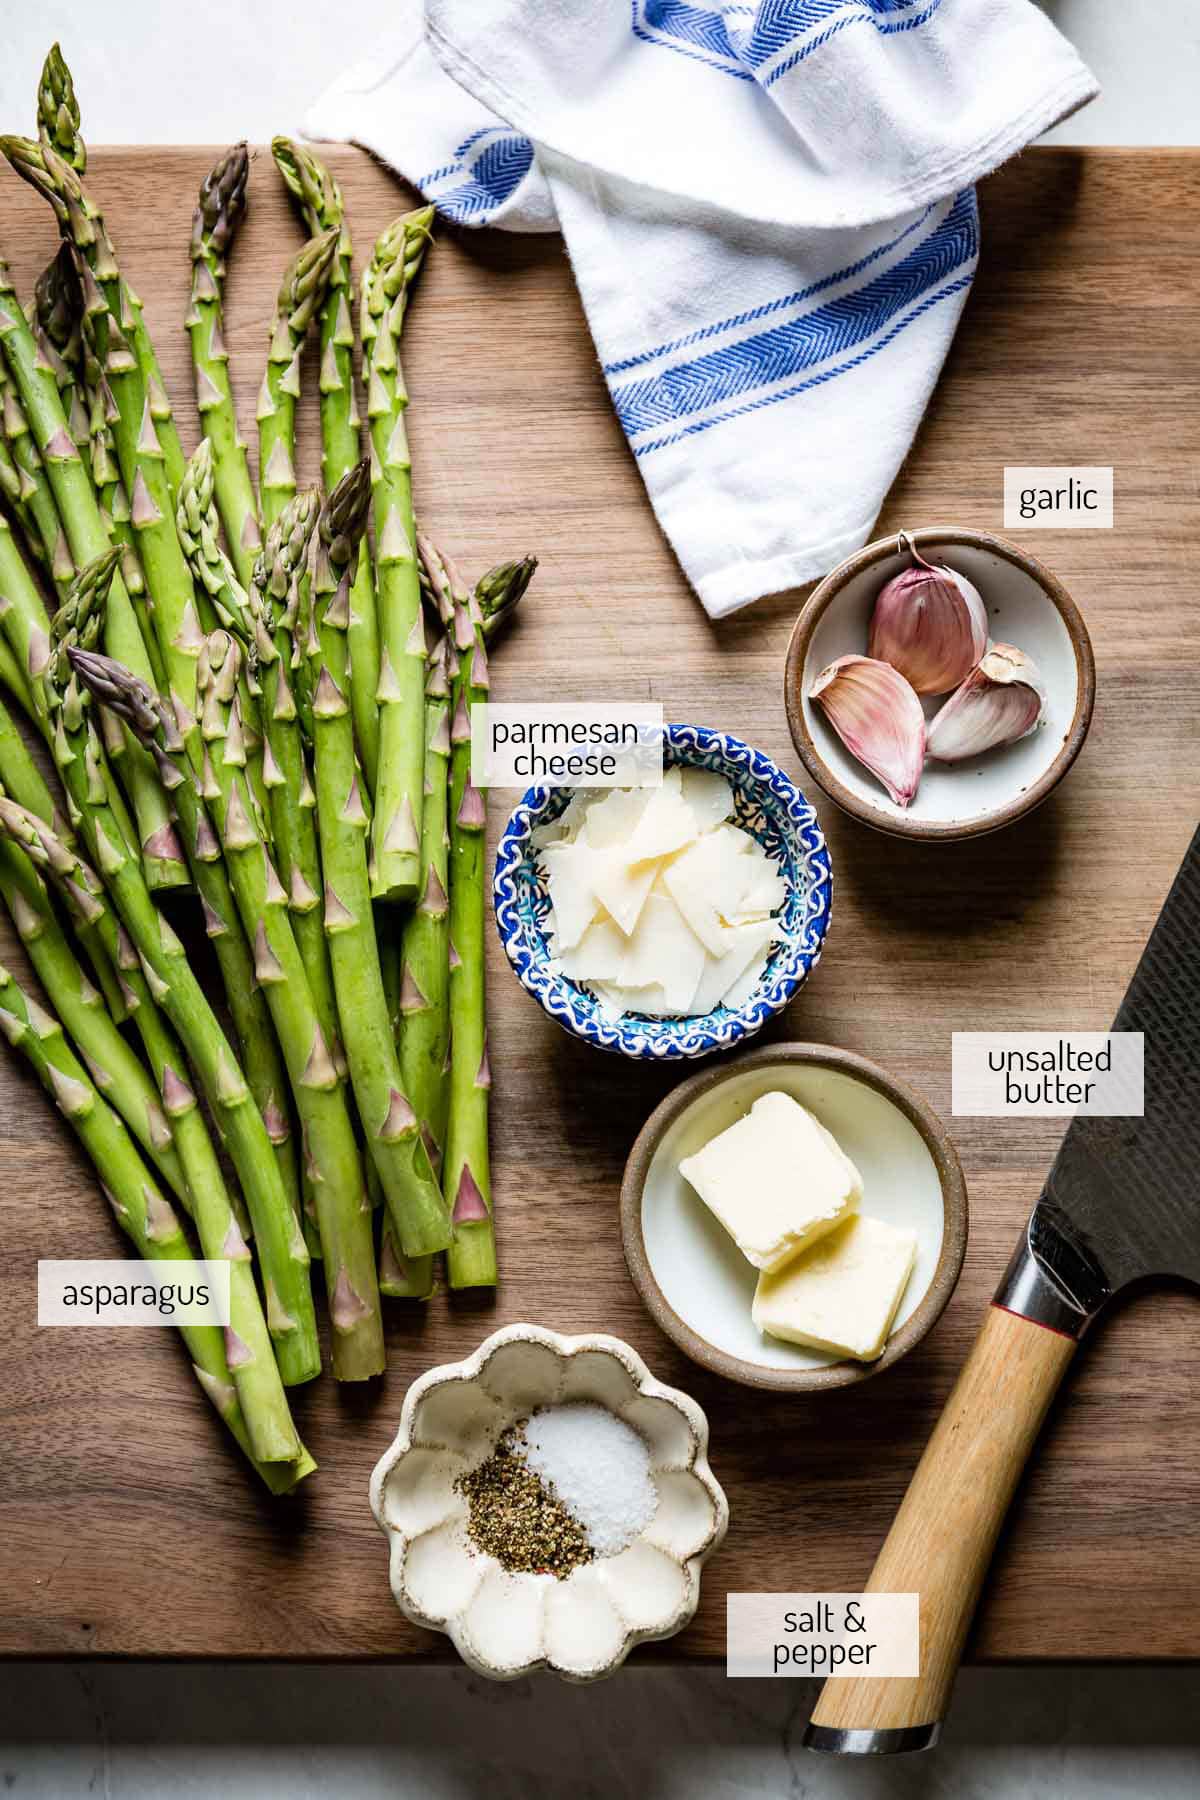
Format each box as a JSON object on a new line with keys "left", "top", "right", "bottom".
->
{"left": 492, "top": 725, "right": 833, "bottom": 1061}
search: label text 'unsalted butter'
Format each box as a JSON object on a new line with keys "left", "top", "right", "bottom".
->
{"left": 952, "top": 1032, "right": 1144, "bottom": 1117}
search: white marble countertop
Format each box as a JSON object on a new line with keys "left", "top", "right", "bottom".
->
{"left": 1, "top": 5, "right": 1199, "bottom": 1795}
{"left": 0, "top": 1, "right": 1197, "bottom": 145}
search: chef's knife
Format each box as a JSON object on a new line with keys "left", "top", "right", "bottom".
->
{"left": 805, "top": 826, "right": 1200, "bottom": 1756}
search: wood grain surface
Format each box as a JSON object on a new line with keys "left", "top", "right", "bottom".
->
{"left": 0, "top": 145, "right": 1197, "bottom": 1662}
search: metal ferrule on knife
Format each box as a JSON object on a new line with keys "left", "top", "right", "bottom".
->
{"left": 992, "top": 1206, "right": 1112, "bottom": 1339}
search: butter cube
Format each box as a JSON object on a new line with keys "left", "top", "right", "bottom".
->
{"left": 752, "top": 1214, "right": 917, "bottom": 1361}
{"left": 678, "top": 1091, "right": 862, "bottom": 1273}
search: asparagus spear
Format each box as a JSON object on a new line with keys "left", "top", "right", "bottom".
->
{"left": 272, "top": 138, "right": 380, "bottom": 797}
{"left": 443, "top": 555, "right": 537, "bottom": 1288}
{"left": 0, "top": 259, "right": 187, "bottom": 891}
{"left": 1, "top": 123, "right": 186, "bottom": 502}
{"left": 32, "top": 244, "right": 88, "bottom": 445}
{"left": 399, "top": 601, "right": 451, "bottom": 1168}
{"left": 0, "top": 685, "right": 128, "bottom": 1030}
{"left": 37, "top": 44, "right": 85, "bottom": 174}
{"left": 0, "top": 829, "right": 187, "bottom": 1202}
{"left": 363, "top": 211, "right": 435, "bottom": 901}
{"left": 175, "top": 439, "right": 253, "bottom": 640}
{"left": 257, "top": 230, "right": 338, "bottom": 531}
{"left": 35, "top": 243, "right": 152, "bottom": 659}
{"left": 0, "top": 353, "right": 74, "bottom": 596}
{"left": 0, "top": 510, "right": 150, "bottom": 927}
{"left": 66, "top": 622, "right": 302, "bottom": 1231}
{"left": 243, "top": 497, "right": 344, "bottom": 1083}
{"left": 69, "top": 235, "right": 208, "bottom": 732}
{"left": 75, "top": 643, "right": 387, "bottom": 1381}
{"left": 305, "top": 465, "right": 451, "bottom": 1257}
{"left": 0, "top": 792, "right": 308, "bottom": 1459}
{"left": 40, "top": 557, "right": 320, "bottom": 1384}
{"left": 0, "top": 963, "right": 313, "bottom": 1490}
{"left": 0, "top": 626, "right": 39, "bottom": 727}
{"left": 188, "top": 143, "right": 260, "bottom": 588}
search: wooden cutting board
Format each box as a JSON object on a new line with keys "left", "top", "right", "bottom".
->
{"left": 0, "top": 145, "right": 1197, "bottom": 1662}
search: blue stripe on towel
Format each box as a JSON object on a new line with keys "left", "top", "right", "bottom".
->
{"left": 632, "top": 271, "right": 973, "bottom": 457}
{"left": 419, "top": 129, "right": 535, "bottom": 223}
{"left": 631, "top": 0, "right": 753, "bottom": 77}
{"left": 757, "top": 0, "right": 946, "bottom": 86}
{"left": 613, "top": 188, "right": 977, "bottom": 450}
{"left": 603, "top": 202, "right": 937, "bottom": 377}
{"left": 744, "top": 0, "right": 922, "bottom": 69}
{"left": 631, "top": 0, "right": 941, "bottom": 82}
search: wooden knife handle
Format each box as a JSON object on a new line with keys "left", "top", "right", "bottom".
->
{"left": 805, "top": 1304, "right": 1077, "bottom": 1754}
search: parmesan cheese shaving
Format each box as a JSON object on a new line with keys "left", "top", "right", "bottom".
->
{"left": 536, "top": 773, "right": 789, "bottom": 1019}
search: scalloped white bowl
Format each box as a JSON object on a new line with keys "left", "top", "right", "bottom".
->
{"left": 369, "top": 1325, "right": 729, "bottom": 1681}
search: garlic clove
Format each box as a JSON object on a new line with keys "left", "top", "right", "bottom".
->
{"left": 925, "top": 643, "right": 1047, "bottom": 763}
{"left": 868, "top": 538, "right": 988, "bottom": 695}
{"left": 809, "top": 654, "right": 926, "bottom": 809}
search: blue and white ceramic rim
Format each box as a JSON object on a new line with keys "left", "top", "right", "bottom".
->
{"left": 492, "top": 724, "right": 834, "bottom": 1061}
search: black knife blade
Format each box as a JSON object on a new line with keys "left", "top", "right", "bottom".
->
{"left": 1000, "top": 827, "right": 1200, "bottom": 1328}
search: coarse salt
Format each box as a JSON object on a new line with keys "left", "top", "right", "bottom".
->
{"left": 522, "top": 1402, "right": 657, "bottom": 1557}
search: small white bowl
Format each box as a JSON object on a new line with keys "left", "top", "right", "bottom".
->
{"left": 492, "top": 724, "right": 832, "bottom": 1061}
{"left": 621, "top": 1044, "right": 968, "bottom": 1391}
{"left": 785, "top": 527, "right": 1095, "bottom": 840}
{"left": 369, "top": 1324, "right": 729, "bottom": 1681}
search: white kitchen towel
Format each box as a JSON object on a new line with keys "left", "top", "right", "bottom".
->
{"left": 307, "top": 1, "right": 1096, "bottom": 618}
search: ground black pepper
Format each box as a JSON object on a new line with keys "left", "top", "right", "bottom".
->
{"left": 456, "top": 1423, "right": 594, "bottom": 1579}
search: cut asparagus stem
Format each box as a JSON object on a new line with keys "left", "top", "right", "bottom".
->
{"left": 0, "top": 958, "right": 312, "bottom": 1488}
{"left": 272, "top": 138, "right": 380, "bottom": 798}
{"left": 257, "top": 230, "right": 339, "bottom": 532}
{"left": 378, "top": 1212, "right": 435, "bottom": 1301}
{"left": 363, "top": 211, "right": 435, "bottom": 902}
{"left": 0, "top": 259, "right": 186, "bottom": 892}
{"left": 67, "top": 639, "right": 303, "bottom": 1234}
{"left": 443, "top": 555, "right": 537, "bottom": 1289}
{"left": 75, "top": 642, "right": 387, "bottom": 1382}
{"left": 189, "top": 143, "right": 260, "bottom": 589}
{"left": 305, "top": 465, "right": 451, "bottom": 1257}
{"left": 37, "top": 557, "right": 320, "bottom": 1384}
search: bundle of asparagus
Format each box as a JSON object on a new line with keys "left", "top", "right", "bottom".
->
{"left": 0, "top": 47, "right": 535, "bottom": 1490}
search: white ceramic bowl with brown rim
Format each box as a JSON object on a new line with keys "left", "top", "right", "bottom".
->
{"left": 620, "top": 1043, "right": 968, "bottom": 1392}
{"left": 784, "top": 527, "right": 1095, "bottom": 841}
